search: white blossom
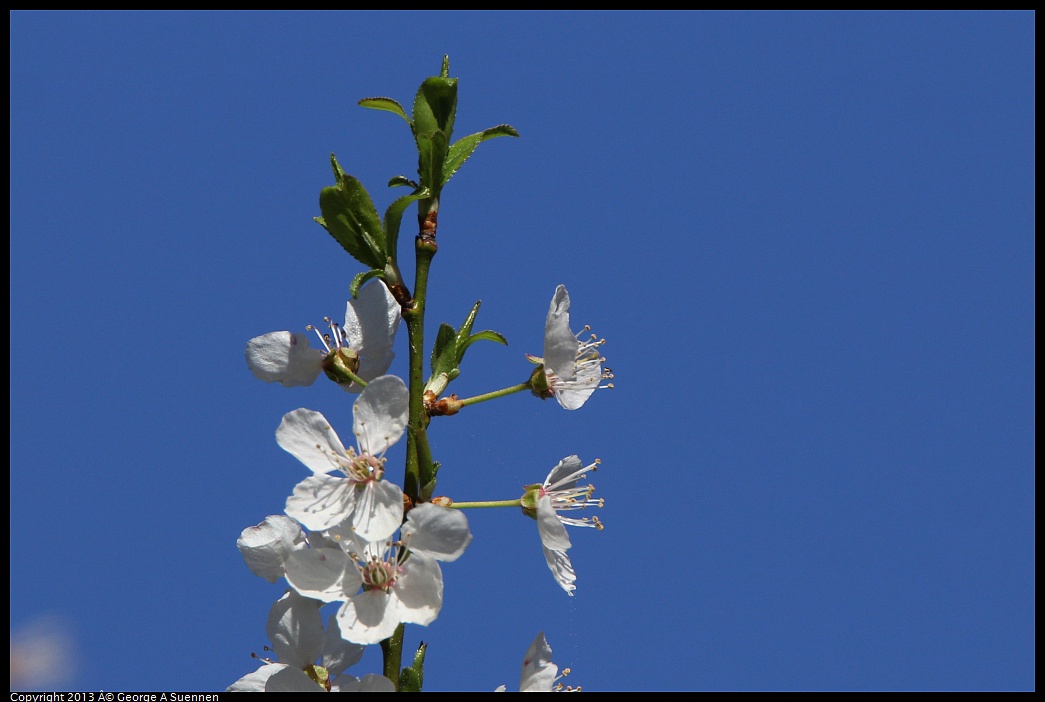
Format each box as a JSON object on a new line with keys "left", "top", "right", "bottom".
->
{"left": 227, "top": 590, "right": 394, "bottom": 692}
{"left": 245, "top": 280, "right": 401, "bottom": 392}
{"left": 526, "top": 456, "right": 603, "bottom": 596}
{"left": 283, "top": 503, "right": 472, "bottom": 646}
{"left": 496, "top": 632, "right": 574, "bottom": 692}
{"left": 536, "top": 285, "right": 612, "bottom": 410}
{"left": 278, "top": 375, "right": 408, "bottom": 541}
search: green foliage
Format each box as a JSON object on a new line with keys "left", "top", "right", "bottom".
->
{"left": 315, "top": 154, "right": 385, "bottom": 270}
{"left": 427, "top": 301, "right": 508, "bottom": 396}
{"left": 359, "top": 56, "right": 518, "bottom": 198}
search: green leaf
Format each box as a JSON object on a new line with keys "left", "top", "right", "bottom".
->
{"left": 388, "top": 175, "right": 419, "bottom": 189}
{"left": 416, "top": 131, "right": 448, "bottom": 193}
{"left": 316, "top": 155, "right": 385, "bottom": 269}
{"left": 384, "top": 188, "right": 429, "bottom": 259}
{"left": 456, "top": 300, "right": 482, "bottom": 340}
{"left": 461, "top": 329, "right": 508, "bottom": 353}
{"left": 443, "top": 124, "right": 520, "bottom": 185}
{"left": 430, "top": 322, "right": 457, "bottom": 376}
{"left": 412, "top": 76, "right": 458, "bottom": 141}
{"left": 358, "top": 97, "right": 411, "bottom": 126}
{"left": 349, "top": 269, "right": 385, "bottom": 299}
{"left": 399, "top": 667, "right": 422, "bottom": 693}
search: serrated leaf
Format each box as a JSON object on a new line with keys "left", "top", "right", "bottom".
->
{"left": 412, "top": 76, "right": 458, "bottom": 141}
{"left": 388, "top": 175, "right": 419, "bottom": 189}
{"left": 358, "top": 97, "right": 411, "bottom": 126}
{"left": 316, "top": 155, "right": 386, "bottom": 269}
{"left": 416, "top": 131, "right": 448, "bottom": 193}
{"left": 430, "top": 322, "right": 457, "bottom": 376}
{"left": 443, "top": 124, "right": 520, "bottom": 185}
{"left": 461, "top": 329, "right": 508, "bottom": 353}
{"left": 384, "top": 188, "right": 429, "bottom": 258}
{"left": 349, "top": 269, "right": 385, "bottom": 299}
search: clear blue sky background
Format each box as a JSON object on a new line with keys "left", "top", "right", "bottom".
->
{"left": 10, "top": 11, "right": 1034, "bottom": 692}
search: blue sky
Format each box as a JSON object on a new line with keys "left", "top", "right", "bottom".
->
{"left": 9, "top": 11, "right": 1034, "bottom": 692}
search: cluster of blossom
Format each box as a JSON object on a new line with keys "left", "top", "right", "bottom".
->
{"left": 230, "top": 59, "right": 611, "bottom": 691}
{"left": 230, "top": 280, "right": 609, "bottom": 690}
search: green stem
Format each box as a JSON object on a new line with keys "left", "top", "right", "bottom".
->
{"left": 456, "top": 382, "right": 530, "bottom": 408}
{"left": 380, "top": 623, "right": 405, "bottom": 691}
{"left": 449, "top": 499, "right": 523, "bottom": 509}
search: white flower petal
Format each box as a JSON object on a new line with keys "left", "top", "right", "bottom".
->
{"left": 519, "top": 633, "right": 559, "bottom": 692}
{"left": 285, "top": 475, "right": 358, "bottom": 532}
{"left": 543, "top": 455, "right": 584, "bottom": 492}
{"left": 394, "top": 554, "right": 443, "bottom": 627}
{"left": 246, "top": 331, "right": 324, "bottom": 387}
{"left": 265, "top": 591, "right": 324, "bottom": 670}
{"left": 541, "top": 543, "right": 576, "bottom": 596}
{"left": 276, "top": 409, "right": 350, "bottom": 475}
{"left": 337, "top": 590, "right": 400, "bottom": 645}
{"left": 352, "top": 375, "right": 409, "bottom": 455}
{"left": 543, "top": 285, "right": 579, "bottom": 381}
{"left": 228, "top": 663, "right": 285, "bottom": 692}
{"left": 536, "top": 496, "right": 572, "bottom": 552}
{"left": 345, "top": 281, "right": 401, "bottom": 379}
{"left": 401, "top": 503, "right": 472, "bottom": 562}
{"left": 346, "top": 674, "right": 397, "bottom": 692}
{"left": 321, "top": 613, "right": 365, "bottom": 676}
{"left": 351, "top": 480, "right": 405, "bottom": 543}
{"left": 237, "top": 515, "right": 304, "bottom": 583}
{"left": 265, "top": 665, "right": 326, "bottom": 692}
{"left": 284, "top": 547, "right": 357, "bottom": 604}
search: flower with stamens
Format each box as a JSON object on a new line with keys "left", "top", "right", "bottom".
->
{"left": 278, "top": 375, "right": 408, "bottom": 542}
{"left": 529, "top": 285, "right": 613, "bottom": 410}
{"left": 283, "top": 503, "right": 472, "bottom": 646}
{"left": 227, "top": 589, "right": 395, "bottom": 692}
{"left": 520, "top": 456, "right": 604, "bottom": 596}
{"left": 245, "top": 280, "right": 401, "bottom": 392}
{"left": 495, "top": 632, "right": 577, "bottom": 692}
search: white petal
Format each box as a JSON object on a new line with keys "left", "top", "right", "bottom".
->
{"left": 321, "top": 613, "right": 365, "bottom": 675}
{"left": 401, "top": 503, "right": 472, "bottom": 562}
{"left": 352, "top": 375, "right": 409, "bottom": 455}
{"left": 286, "top": 475, "right": 358, "bottom": 532}
{"left": 246, "top": 331, "right": 324, "bottom": 387}
{"left": 345, "top": 281, "right": 401, "bottom": 366}
{"left": 276, "top": 409, "right": 351, "bottom": 475}
{"left": 284, "top": 547, "right": 358, "bottom": 604}
{"left": 227, "top": 663, "right": 284, "bottom": 692}
{"left": 353, "top": 674, "right": 397, "bottom": 692}
{"left": 519, "top": 633, "right": 559, "bottom": 692}
{"left": 265, "top": 590, "right": 324, "bottom": 670}
{"left": 337, "top": 590, "right": 400, "bottom": 645}
{"left": 536, "top": 496, "right": 572, "bottom": 552}
{"left": 394, "top": 554, "right": 443, "bottom": 626}
{"left": 543, "top": 285, "right": 578, "bottom": 380}
{"left": 351, "top": 480, "right": 405, "bottom": 543}
{"left": 237, "top": 515, "right": 304, "bottom": 583}
{"left": 543, "top": 455, "right": 584, "bottom": 492}
{"left": 541, "top": 543, "right": 576, "bottom": 596}
{"left": 265, "top": 665, "right": 326, "bottom": 692}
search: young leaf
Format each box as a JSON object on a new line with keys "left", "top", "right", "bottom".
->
{"left": 358, "top": 97, "right": 411, "bottom": 126}
{"left": 460, "top": 329, "right": 508, "bottom": 354}
{"left": 349, "top": 269, "right": 385, "bottom": 299}
{"left": 443, "top": 124, "right": 520, "bottom": 185}
{"left": 412, "top": 75, "right": 458, "bottom": 142}
{"left": 416, "top": 131, "right": 448, "bottom": 194}
{"left": 384, "top": 188, "right": 429, "bottom": 259}
{"left": 388, "top": 175, "right": 419, "bottom": 189}
{"left": 316, "top": 155, "right": 386, "bottom": 269}
{"left": 430, "top": 322, "right": 457, "bottom": 376}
